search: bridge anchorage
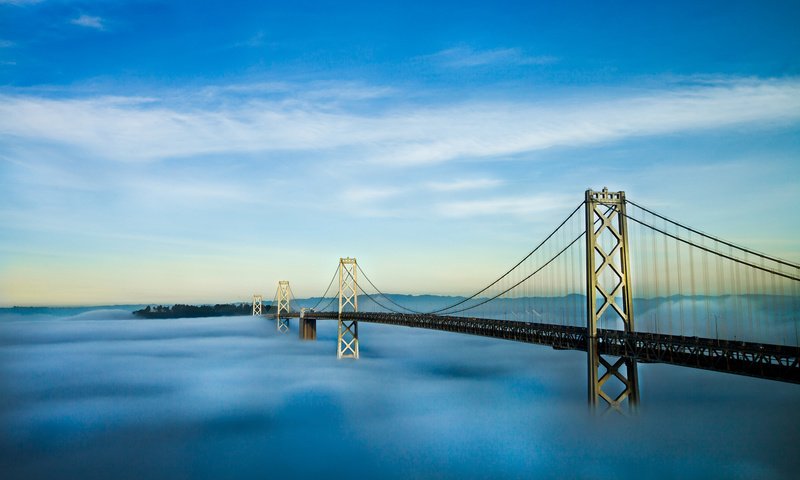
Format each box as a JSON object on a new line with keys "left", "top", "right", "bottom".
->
{"left": 275, "top": 280, "right": 293, "bottom": 334}
{"left": 337, "top": 257, "right": 359, "bottom": 359}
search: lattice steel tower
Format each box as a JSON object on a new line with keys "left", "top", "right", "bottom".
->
{"left": 252, "top": 294, "right": 262, "bottom": 316}
{"left": 585, "top": 188, "right": 639, "bottom": 411}
{"left": 276, "top": 280, "right": 292, "bottom": 334}
{"left": 337, "top": 257, "right": 359, "bottom": 359}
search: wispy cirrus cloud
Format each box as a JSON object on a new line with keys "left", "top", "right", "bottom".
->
{"left": 346, "top": 178, "right": 503, "bottom": 197}
{"left": 197, "top": 80, "right": 394, "bottom": 102}
{"left": 435, "top": 194, "right": 573, "bottom": 218}
{"left": 1, "top": 77, "right": 799, "bottom": 166}
{"left": 334, "top": 179, "right": 504, "bottom": 218}
{"left": 426, "top": 178, "right": 504, "bottom": 192}
{"left": 342, "top": 187, "right": 405, "bottom": 202}
{"left": 425, "top": 46, "right": 557, "bottom": 68}
{"left": 70, "top": 15, "right": 104, "bottom": 30}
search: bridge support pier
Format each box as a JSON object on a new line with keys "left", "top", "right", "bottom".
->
{"left": 252, "top": 294, "right": 262, "bottom": 316}
{"left": 276, "top": 280, "right": 292, "bottom": 334}
{"left": 585, "top": 188, "right": 639, "bottom": 411}
{"left": 337, "top": 257, "right": 359, "bottom": 359}
{"left": 299, "top": 308, "right": 317, "bottom": 341}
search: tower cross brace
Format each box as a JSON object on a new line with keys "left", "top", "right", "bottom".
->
{"left": 337, "top": 257, "right": 359, "bottom": 359}
{"left": 252, "top": 294, "right": 262, "bottom": 316}
{"left": 276, "top": 280, "right": 292, "bottom": 334}
{"left": 585, "top": 188, "right": 639, "bottom": 412}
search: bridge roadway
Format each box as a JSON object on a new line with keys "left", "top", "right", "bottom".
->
{"left": 271, "top": 311, "right": 800, "bottom": 384}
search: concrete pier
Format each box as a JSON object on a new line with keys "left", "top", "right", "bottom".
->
{"left": 299, "top": 317, "right": 317, "bottom": 341}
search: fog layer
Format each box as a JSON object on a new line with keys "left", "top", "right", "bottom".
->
{"left": 1, "top": 310, "right": 798, "bottom": 479}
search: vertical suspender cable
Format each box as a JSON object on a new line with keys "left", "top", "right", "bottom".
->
{"left": 687, "top": 230, "right": 697, "bottom": 336}
{"left": 732, "top": 245, "right": 742, "bottom": 341}
{"left": 662, "top": 215, "right": 672, "bottom": 336}
{"left": 714, "top": 237, "right": 724, "bottom": 340}
{"left": 675, "top": 221, "right": 685, "bottom": 336}
{"left": 650, "top": 209, "right": 660, "bottom": 334}
{"left": 744, "top": 251, "right": 754, "bottom": 341}
{"left": 701, "top": 234, "right": 711, "bottom": 339}
{"left": 635, "top": 205, "right": 647, "bottom": 332}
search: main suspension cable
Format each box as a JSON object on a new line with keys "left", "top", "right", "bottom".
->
{"left": 442, "top": 231, "right": 586, "bottom": 315}
{"left": 621, "top": 208, "right": 800, "bottom": 282}
{"left": 626, "top": 198, "right": 800, "bottom": 269}
{"left": 357, "top": 288, "right": 408, "bottom": 314}
{"left": 435, "top": 202, "right": 615, "bottom": 315}
{"left": 356, "top": 264, "right": 424, "bottom": 314}
{"left": 317, "top": 295, "right": 337, "bottom": 312}
{"left": 427, "top": 201, "right": 585, "bottom": 314}
{"left": 308, "top": 266, "right": 340, "bottom": 311}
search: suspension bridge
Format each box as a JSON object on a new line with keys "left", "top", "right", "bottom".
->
{"left": 251, "top": 188, "right": 800, "bottom": 411}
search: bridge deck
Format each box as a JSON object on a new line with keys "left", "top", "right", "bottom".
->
{"left": 294, "top": 311, "right": 800, "bottom": 384}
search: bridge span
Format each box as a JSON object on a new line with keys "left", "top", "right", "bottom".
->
{"left": 273, "top": 310, "right": 800, "bottom": 385}
{"left": 255, "top": 188, "right": 800, "bottom": 411}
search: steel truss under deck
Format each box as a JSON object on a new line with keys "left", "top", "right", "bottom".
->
{"left": 302, "top": 311, "right": 799, "bottom": 384}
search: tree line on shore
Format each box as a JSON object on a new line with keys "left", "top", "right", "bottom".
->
{"left": 133, "top": 303, "right": 263, "bottom": 319}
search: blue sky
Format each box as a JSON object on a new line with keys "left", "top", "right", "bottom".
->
{"left": 1, "top": 0, "right": 799, "bottom": 305}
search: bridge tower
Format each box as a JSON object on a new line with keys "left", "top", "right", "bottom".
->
{"left": 252, "top": 294, "right": 262, "bottom": 316}
{"left": 276, "top": 280, "right": 292, "bottom": 334}
{"left": 585, "top": 188, "right": 639, "bottom": 411}
{"left": 337, "top": 257, "right": 359, "bottom": 359}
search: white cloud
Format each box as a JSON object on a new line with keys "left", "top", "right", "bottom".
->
{"left": 436, "top": 194, "right": 573, "bottom": 218}
{"left": 425, "top": 46, "right": 557, "bottom": 68}
{"left": 336, "top": 179, "right": 504, "bottom": 217}
{"left": 0, "top": 77, "right": 799, "bottom": 166}
{"left": 342, "top": 187, "right": 404, "bottom": 202}
{"left": 300, "top": 82, "right": 396, "bottom": 102}
{"left": 198, "top": 80, "right": 393, "bottom": 102}
{"left": 121, "top": 178, "right": 256, "bottom": 205}
{"left": 426, "top": 178, "right": 504, "bottom": 192}
{"left": 70, "top": 15, "right": 104, "bottom": 30}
